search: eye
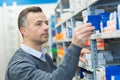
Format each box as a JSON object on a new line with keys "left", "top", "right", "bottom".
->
{"left": 36, "top": 22, "right": 42, "bottom": 26}
{"left": 45, "top": 21, "right": 49, "bottom": 25}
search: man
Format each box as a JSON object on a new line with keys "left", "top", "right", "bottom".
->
{"left": 5, "top": 6, "right": 94, "bottom": 80}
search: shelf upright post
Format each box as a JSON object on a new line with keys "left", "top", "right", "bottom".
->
{"left": 56, "top": 0, "right": 63, "bottom": 49}
{"left": 59, "top": 0, "right": 66, "bottom": 52}
{"left": 88, "top": 6, "right": 98, "bottom": 80}
{"left": 70, "top": 17, "right": 75, "bottom": 48}
{"left": 71, "top": 17, "right": 76, "bottom": 29}
{"left": 54, "top": 5, "right": 58, "bottom": 49}
{"left": 90, "top": 39, "right": 98, "bottom": 80}
{"left": 62, "top": 23, "right": 66, "bottom": 50}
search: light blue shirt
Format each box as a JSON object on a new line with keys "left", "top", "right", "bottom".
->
{"left": 20, "top": 44, "right": 47, "bottom": 62}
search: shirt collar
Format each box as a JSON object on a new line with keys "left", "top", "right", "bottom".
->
{"left": 20, "top": 44, "right": 47, "bottom": 62}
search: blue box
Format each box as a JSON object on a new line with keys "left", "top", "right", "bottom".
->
{"left": 111, "top": 75, "right": 120, "bottom": 80}
{"left": 106, "top": 65, "right": 120, "bottom": 80}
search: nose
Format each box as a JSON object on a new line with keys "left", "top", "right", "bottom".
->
{"left": 43, "top": 22, "right": 49, "bottom": 30}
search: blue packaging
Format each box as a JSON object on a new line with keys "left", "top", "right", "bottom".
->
{"left": 87, "top": 15, "right": 101, "bottom": 20}
{"left": 99, "top": 12, "right": 110, "bottom": 20}
{"left": 87, "top": 20, "right": 101, "bottom": 30}
{"left": 87, "top": 15, "right": 101, "bottom": 32}
{"left": 116, "top": 12, "right": 119, "bottom": 30}
{"left": 111, "top": 75, "right": 120, "bottom": 80}
{"left": 105, "top": 65, "right": 120, "bottom": 80}
{"left": 99, "top": 12, "right": 110, "bottom": 32}
{"left": 118, "top": 4, "right": 120, "bottom": 30}
{"left": 67, "top": 26, "right": 72, "bottom": 38}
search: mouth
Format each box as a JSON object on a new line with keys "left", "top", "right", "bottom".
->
{"left": 43, "top": 33, "right": 48, "bottom": 37}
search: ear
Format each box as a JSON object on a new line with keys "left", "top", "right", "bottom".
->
{"left": 20, "top": 27, "right": 29, "bottom": 37}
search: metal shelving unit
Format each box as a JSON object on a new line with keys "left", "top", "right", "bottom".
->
{"left": 53, "top": 0, "right": 120, "bottom": 80}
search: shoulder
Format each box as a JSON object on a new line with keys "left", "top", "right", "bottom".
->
{"left": 8, "top": 48, "right": 36, "bottom": 68}
{"left": 6, "top": 49, "right": 38, "bottom": 80}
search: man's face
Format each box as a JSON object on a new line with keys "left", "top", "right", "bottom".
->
{"left": 22, "top": 12, "right": 49, "bottom": 44}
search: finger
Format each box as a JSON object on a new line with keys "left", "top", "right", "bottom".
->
{"left": 79, "top": 57, "right": 86, "bottom": 63}
{"left": 80, "top": 49, "right": 90, "bottom": 57}
{"left": 75, "top": 26, "right": 93, "bottom": 36}
{"left": 79, "top": 26, "right": 95, "bottom": 34}
{"left": 80, "top": 51, "right": 84, "bottom": 57}
{"left": 74, "top": 28, "right": 94, "bottom": 40}
{"left": 76, "top": 23, "right": 92, "bottom": 29}
{"left": 77, "top": 31, "right": 93, "bottom": 41}
{"left": 82, "top": 48, "right": 91, "bottom": 54}
{"left": 75, "top": 23, "right": 93, "bottom": 31}
{"left": 74, "top": 32, "right": 92, "bottom": 47}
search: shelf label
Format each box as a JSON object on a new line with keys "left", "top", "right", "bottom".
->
{"left": 93, "top": 33, "right": 102, "bottom": 39}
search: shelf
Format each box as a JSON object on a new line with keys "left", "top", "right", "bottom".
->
{"left": 94, "top": 0, "right": 120, "bottom": 7}
{"left": 55, "top": 0, "right": 69, "bottom": 10}
{"left": 106, "top": 59, "right": 120, "bottom": 66}
{"left": 53, "top": 38, "right": 72, "bottom": 43}
{"left": 90, "top": 30, "right": 120, "bottom": 40}
{"left": 73, "top": 0, "right": 98, "bottom": 17}
{"left": 55, "top": 13, "right": 72, "bottom": 28}
{"left": 78, "top": 59, "right": 120, "bottom": 73}
{"left": 55, "top": 0, "right": 120, "bottom": 28}
{"left": 55, "top": 0, "right": 98, "bottom": 28}
{"left": 55, "top": 0, "right": 60, "bottom": 9}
